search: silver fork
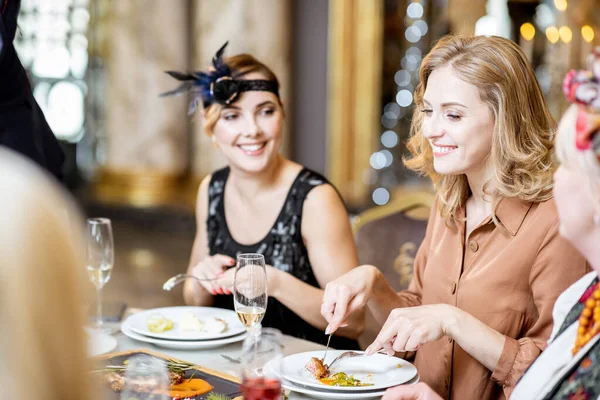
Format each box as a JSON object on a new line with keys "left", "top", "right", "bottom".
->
{"left": 327, "top": 349, "right": 389, "bottom": 369}
{"left": 162, "top": 274, "right": 217, "bottom": 291}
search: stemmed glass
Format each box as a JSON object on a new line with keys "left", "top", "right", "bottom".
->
{"left": 240, "top": 328, "right": 285, "bottom": 400}
{"left": 233, "top": 253, "right": 267, "bottom": 336}
{"left": 86, "top": 218, "right": 115, "bottom": 333}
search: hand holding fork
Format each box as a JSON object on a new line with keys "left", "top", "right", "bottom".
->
{"left": 164, "top": 254, "right": 235, "bottom": 294}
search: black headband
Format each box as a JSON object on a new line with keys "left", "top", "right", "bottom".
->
{"left": 160, "top": 41, "right": 280, "bottom": 115}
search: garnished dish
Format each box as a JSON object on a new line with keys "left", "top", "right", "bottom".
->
{"left": 319, "top": 372, "right": 374, "bottom": 387}
{"left": 305, "top": 358, "right": 373, "bottom": 387}
{"left": 147, "top": 314, "right": 174, "bottom": 333}
{"left": 94, "top": 357, "right": 214, "bottom": 398}
{"left": 146, "top": 312, "right": 228, "bottom": 334}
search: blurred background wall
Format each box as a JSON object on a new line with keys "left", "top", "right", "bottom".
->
{"left": 14, "top": 0, "right": 600, "bottom": 211}
{"left": 12, "top": 0, "right": 598, "bottom": 310}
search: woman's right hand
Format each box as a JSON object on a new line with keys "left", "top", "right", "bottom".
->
{"left": 382, "top": 383, "right": 443, "bottom": 400}
{"left": 321, "top": 265, "right": 380, "bottom": 334}
{"left": 189, "top": 254, "right": 235, "bottom": 295}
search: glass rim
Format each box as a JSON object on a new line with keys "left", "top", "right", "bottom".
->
{"left": 237, "top": 253, "right": 265, "bottom": 260}
{"left": 87, "top": 217, "right": 111, "bottom": 225}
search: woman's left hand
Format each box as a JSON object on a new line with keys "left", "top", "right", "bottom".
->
{"left": 366, "top": 304, "right": 458, "bottom": 355}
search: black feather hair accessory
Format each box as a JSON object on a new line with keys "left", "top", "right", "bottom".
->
{"left": 160, "top": 41, "right": 279, "bottom": 115}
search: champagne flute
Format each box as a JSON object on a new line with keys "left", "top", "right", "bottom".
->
{"left": 86, "top": 218, "right": 114, "bottom": 333}
{"left": 234, "top": 253, "right": 267, "bottom": 335}
{"left": 240, "top": 328, "right": 284, "bottom": 400}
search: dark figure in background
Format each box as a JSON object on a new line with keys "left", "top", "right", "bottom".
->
{"left": 0, "top": 0, "right": 64, "bottom": 181}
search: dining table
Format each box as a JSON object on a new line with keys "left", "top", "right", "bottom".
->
{"left": 111, "top": 326, "right": 374, "bottom": 399}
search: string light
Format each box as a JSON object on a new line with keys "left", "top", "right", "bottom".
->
{"left": 520, "top": 22, "right": 535, "bottom": 41}
{"left": 373, "top": 1, "right": 425, "bottom": 205}
{"left": 582, "top": 25, "right": 595, "bottom": 43}
{"left": 559, "top": 26, "right": 572, "bottom": 43}
{"left": 546, "top": 26, "right": 560, "bottom": 44}
{"left": 372, "top": 188, "right": 390, "bottom": 205}
{"left": 553, "top": 0, "right": 567, "bottom": 11}
{"left": 406, "top": 2, "right": 424, "bottom": 19}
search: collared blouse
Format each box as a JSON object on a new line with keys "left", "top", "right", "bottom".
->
{"left": 398, "top": 196, "right": 589, "bottom": 400}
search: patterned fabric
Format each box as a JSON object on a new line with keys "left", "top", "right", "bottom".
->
{"left": 543, "top": 276, "right": 600, "bottom": 400}
{"left": 207, "top": 166, "right": 359, "bottom": 349}
{"left": 562, "top": 47, "right": 600, "bottom": 160}
{"left": 556, "top": 277, "right": 600, "bottom": 337}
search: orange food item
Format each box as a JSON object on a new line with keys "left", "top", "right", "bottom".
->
{"left": 166, "top": 378, "right": 214, "bottom": 397}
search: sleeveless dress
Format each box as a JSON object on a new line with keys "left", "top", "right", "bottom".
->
{"left": 207, "top": 166, "right": 359, "bottom": 349}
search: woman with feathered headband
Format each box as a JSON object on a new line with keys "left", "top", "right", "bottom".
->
{"left": 379, "top": 48, "right": 600, "bottom": 400}
{"left": 161, "top": 42, "right": 362, "bottom": 348}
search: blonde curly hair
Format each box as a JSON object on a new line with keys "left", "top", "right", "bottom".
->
{"left": 404, "top": 35, "right": 556, "bottom": 226}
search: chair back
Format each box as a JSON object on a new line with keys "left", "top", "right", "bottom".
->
{"left": 352, "top": 192, "right": 434, "bottom": 349}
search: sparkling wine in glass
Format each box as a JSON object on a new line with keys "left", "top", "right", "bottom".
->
{"left": 234, "top": 253, "right": 267, "bottom": 335}
{"left": 86, "top": 218, "right": 114, "bottom": 333}
{"left": 240, "top": 328, "right": 284, "bottom": 400}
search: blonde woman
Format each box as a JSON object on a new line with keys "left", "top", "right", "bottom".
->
{"left": 162, "top": 42, "right": 361, "bottom": 349}
{"left": 0, "top": 148, "right": 95, "bottom": 400}
{"left": 321, "top": 35, "right": 589, "bottom": 399}
{"left": 381, "top": 46, "right": 600, "bottom": 400}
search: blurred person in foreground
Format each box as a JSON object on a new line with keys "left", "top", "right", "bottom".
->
{"left": 381, "top": 47, "right": 600, "bottom": 400}
{"left": 321, "top": 35, "right": 589, "bottom": 399}
{"left": 0, "top": 147, "right": 93, "bottom": 399}
{"left": 0, "top": 0, "right": 64, "bottom": 181}
{"left": 161, "top": 42, "right": 361, "bottom": 348}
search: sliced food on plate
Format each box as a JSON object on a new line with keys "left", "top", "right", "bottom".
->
{"left": 305, "top": 357, "right": 373, "bottom": 387}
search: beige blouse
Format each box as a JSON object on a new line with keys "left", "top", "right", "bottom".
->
{"left": 398, "top": 196, "right": 589, "bottom": 400}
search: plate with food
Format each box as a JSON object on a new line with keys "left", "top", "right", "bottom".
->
{"left": 281, "top": 350, "right": 417, "bottom": 392}
{"left": 121, "top": 321, "right": 247, "bottom": 350}
{"left": 93, "top": 349, "right": 242, "bottom": 399}
{"left": 264, "top": 359, "right": 419, "bottom": 399}
{"left": 125, "top": 306, "right": 245, "bottom": 341}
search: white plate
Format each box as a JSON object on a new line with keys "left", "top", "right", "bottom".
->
{"left": 126, "top": 306, "right": 245, "bottom": 341}
{"left": 281, "top": 350, "right": 417, "bottom": 392}
{"left": 87, "top": 331, "right": 117, "bottom": 356}
{"left": 121, "top": 321, "right": 247, "bottom": 350}
{"left": 264, "top": 359, "right": 419, "bottom": 400}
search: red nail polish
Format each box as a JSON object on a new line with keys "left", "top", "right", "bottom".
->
{"left": 211, "top": 289, "right": 217, "bottom": 295}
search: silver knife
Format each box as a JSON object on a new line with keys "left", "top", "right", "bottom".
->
{"left": 323, "top": 334, "right": 332, "bottom": 363}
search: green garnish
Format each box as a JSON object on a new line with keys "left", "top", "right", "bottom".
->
{"left": 206, "top": 394, "right": 232, "bottom": 400}
{"left": 92, "top": 357, "right": 198, "bottom": 375}
{"left": 320, "top": 372, "right": 374, "bottom": 387}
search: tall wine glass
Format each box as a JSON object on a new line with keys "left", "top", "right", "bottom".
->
{"left": 234, "top": 253, "right": 267, "bottom": 336}
{"left": 86, "top": 218, "right": 114, "bottom": 333}
{"left": 240, "top": 328, "right": 284, "bottom": 400}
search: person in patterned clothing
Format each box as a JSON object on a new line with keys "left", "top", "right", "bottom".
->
{"left": 160, "top": 42, "right": 361, "bottom": 348}
{"left": 380, "top": 47, "right": 600, "bottom": 400}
